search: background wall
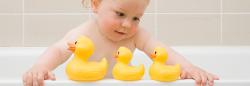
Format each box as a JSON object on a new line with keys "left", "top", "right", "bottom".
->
{"left": 0, "top": 0, "right": 250, "bottom": 47}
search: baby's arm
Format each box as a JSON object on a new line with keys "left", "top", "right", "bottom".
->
{"left": 135, "top": 28, "right": 219, "bottom": 86}
{"left": 33, "top": 28, "right": 81, "bottom": 71}
{"left": 22, "top": 24, "right": 85, "bottom": 86}
{"left": 134, "top": 28, "right": 192, "bottom": 68}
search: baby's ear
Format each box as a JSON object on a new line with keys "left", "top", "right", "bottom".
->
{"left": 91, "top": 0, "right": 101, "bottom": 13}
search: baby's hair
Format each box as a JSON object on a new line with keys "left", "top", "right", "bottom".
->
{"left": 82, "top": 0, "right": 91, "bottom": 8}
{"left": 81, "top": 0, "right": 150, "bottom": 8}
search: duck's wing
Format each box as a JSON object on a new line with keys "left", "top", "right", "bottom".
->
{"left": 136, "top": 64, "right": 145, "bottom": 71}
{"left": 137, "top": 64, "right": 145, "bottom": 75}
{"left": 98, "top": 58, "right": 108, "bottom": 69}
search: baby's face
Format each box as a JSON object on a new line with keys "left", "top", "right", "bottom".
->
{"left": 95, "top": 0, "right": 149, "bottom": 42}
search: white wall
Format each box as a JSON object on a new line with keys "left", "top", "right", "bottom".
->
{"left": 0, "top": 0, "right": 250, "bottom": 46}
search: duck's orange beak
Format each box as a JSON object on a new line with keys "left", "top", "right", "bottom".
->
{"left": 150, "top": 53, "right": 156, "bottom": 59}
{"left": 67, "top": 42, "right": 76, "bottom": 52}
{"left": 112, "top": 52, "right": 118, "bottom": 61}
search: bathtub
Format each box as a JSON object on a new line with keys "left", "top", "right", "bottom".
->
{"left": 0, "top": 46, "right": 250, "bottom": 86}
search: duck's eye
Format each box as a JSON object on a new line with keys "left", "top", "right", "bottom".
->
{"left": 117, "top": 51, "right": 120, "bottom": 55}
{"left": 154, "top": 51, "right": 157, "bottom": 55}
{"left": 75, "top": 41, "right": 77, "bottom": 44}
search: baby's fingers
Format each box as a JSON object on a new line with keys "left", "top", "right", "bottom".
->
{"left": 45, "top": 71, "right": 56, "bottom": 81}
{"left": 23, "top": 72, "right": 33, "bottom": 86}
{"left": 199, "top": 72, "right": 208, "bottom": 86}
{"left": 212, "top": 73, "right": 220, "bottom": 80}
{"left": 192, "top": 72, "right": 202, "bottom": 86}
{"left": 32, "top": 72, "right": 38, "bottom": 86}
{"left": 207, "top": 73, "right": 220, "bottom": 86}
{"left": 207, "top": 73, "right": 214, "bottom": 86}
{"left": 180, "top": 71, "right": 187, "bottom": 79}
{"left": 37, "top": 72, "right": 45, "bottom": 86}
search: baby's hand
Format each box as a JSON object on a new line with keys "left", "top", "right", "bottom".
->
{"left": 22, "top": 67, "right": 56, "bottom": 86}
{"left": 180, "top": 65, "right": 219, "bottom": 86}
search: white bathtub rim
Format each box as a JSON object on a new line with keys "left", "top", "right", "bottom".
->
{"left": 0, "top": 79, "right": 250, "bottom": 84}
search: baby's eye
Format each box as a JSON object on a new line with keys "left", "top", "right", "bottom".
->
{"left": 116, "top": 11, "right": 125, "bottom": 17}
{"left": 133, "top": 17, "right": 140, "bottom": 21}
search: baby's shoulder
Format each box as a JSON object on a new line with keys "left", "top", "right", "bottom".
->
{"left": 132, "top": 26, "right": 153, "bottom": 48}
{"left": 62, "top": 21, "right": 93, "bottom": 42}
{"left": 134, "top": 27, "right": 151, "bottom": 40}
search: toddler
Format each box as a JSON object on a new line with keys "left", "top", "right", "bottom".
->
{"left": 22, "top": 0, "right": 219, "bottom": 86}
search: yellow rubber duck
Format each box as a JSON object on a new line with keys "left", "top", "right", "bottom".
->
{"left": 112, "top": 47, "right": 145, "bottom": 81}
{"left": 65, "top": 36, "right": 108, "bottom": 81}
{"left": 149, "top": 47, "right": 181, "bottom": 82}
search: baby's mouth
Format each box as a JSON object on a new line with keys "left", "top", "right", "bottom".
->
{"left": 114, "top": 30, "right": 126, "bottom": 35}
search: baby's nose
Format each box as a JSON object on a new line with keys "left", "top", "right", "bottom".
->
{"left": 121, "top": 19, "right": 132, "bottom": 29}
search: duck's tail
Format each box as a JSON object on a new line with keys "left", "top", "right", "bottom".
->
{"left": 174, "top": 64, "right": 181, "bottom": 76}
{"left": 137, "top": 64, "right": 145, "bottom": 75}
{"left": 99, "top": 57, "right": 108, "bottom": 69}
{"left": 175, "top": 64, "right": 181, "bottom": 70}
